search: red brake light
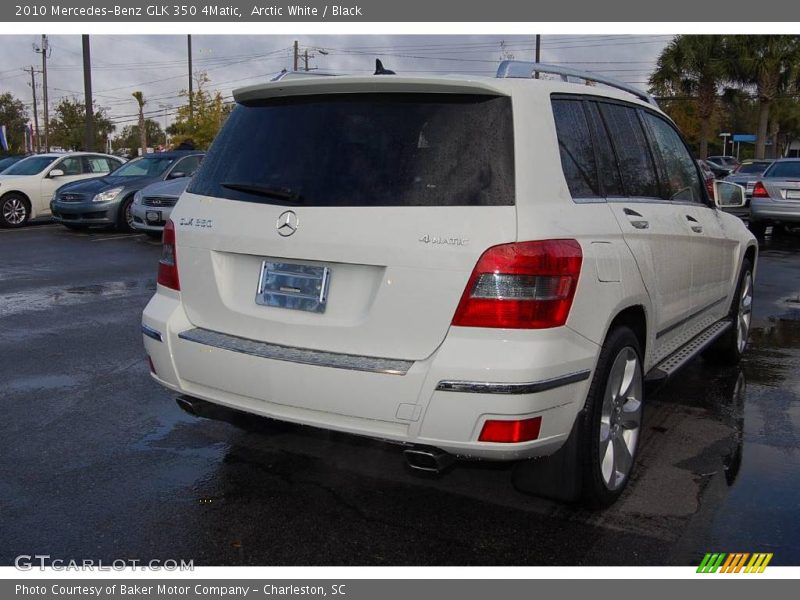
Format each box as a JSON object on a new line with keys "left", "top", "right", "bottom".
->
{"left": 752, "top": 182, "right": 769, "bottom": 198}
{"left": 479, "top": 417, "right": 542, "bottom": 443}
{"left": 157, "top": 219, "right": 180, "bottom": 291}
{"left": 452, "top": 240, "right": 583, "bottom": 329}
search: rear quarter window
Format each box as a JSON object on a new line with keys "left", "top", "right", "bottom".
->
{"left": 189, "top": 93, "right": 515, "bottom": 207}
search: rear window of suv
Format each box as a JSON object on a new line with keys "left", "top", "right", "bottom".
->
{"left": 189, "top": 93, "right": 515, "bottom": 207}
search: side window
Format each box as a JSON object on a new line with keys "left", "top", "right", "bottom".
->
{"left": 85, "top": 156, "right": 111, "bottom": 174}
{"left": 551, "top": 99, "right": 599, "bottom": 198}
{"left": 173, "top": 155, "right": 202, "bottom": 177}
{"left": 58, "top": 157, "right": 84, "bottom": 176}
{"left": 585, "top": 102, "right": 624, "bottom": 197}
{"left": 599, "top": 103, "right": 661, "bottom": 199}
{"left": 105, "top": 158, "right": 122, "bottom": 172}
{"left": 643, "top": 113, "right": 704, "bottom": 203}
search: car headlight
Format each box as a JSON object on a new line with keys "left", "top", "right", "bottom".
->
{"left": 133, "top": 191, "right": 142, "bottom": 205}
{"left": 92, "top": 186, "right": 124, "bottom": 203}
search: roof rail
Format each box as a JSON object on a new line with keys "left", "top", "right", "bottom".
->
{"left": 270, "top": 69, "right": 342, "bottom": 81}
{"left": 496, "top": 60, "right": 658, "bottom": 108}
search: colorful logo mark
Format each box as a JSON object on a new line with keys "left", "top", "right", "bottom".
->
{"left": 697, "top": 553, "right": 773, "bottom": 573}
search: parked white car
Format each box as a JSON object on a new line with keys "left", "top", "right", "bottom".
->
{"left": 0, "top": 152, "right": 124, "bottom": 227}
{"left": 142, "top": 64, "right": 757, "bottom": 507}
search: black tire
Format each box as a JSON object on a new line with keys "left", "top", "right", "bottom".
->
{"left": 749, "top": 221, "right": 767, "bottom": 239}
{"left": 703, "top": 259, "right": 753, "bottom": 365}
{"left": 116, "top": 195, "right": 135, "bottom": 232}
{"left": 0, "top": 193, "right": 31, "bottom": 228}
{"left": 578, "top": 326, "right": 644, "bottom": 508}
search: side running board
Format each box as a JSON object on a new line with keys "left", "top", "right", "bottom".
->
{"left": 645, "top": 320, "right": 733, "bottom": 383}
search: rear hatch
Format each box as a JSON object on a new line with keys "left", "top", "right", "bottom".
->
{"left": 173, "top": 81, "right": 516, "bottom": 361}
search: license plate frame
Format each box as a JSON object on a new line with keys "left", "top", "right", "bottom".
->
{"left": 785, "top": 189, "right": 800, "bottom": 200}
{"left": 255, "top": 261, "right": 331, "bottom": 314}
{"left": 146, "top": 210, "right": 162, "bottom": 223}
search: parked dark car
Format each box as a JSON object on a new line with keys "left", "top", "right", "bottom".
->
{"left": 50, "top": 151, "right": 204, "bottom": 231}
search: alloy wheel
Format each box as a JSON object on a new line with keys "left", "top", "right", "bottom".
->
{"left": 2, "top": 197, "right": 27, "bottom": 225}
{"left": 737, "top": 271, "right": 753, "bottom": 354}
{"left": 599, "top": 347, "right": 642, "bottom": 491}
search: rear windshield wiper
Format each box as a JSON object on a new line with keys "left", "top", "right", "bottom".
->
{"left": 221, "top": 182, "right": 304, "bottom": 204}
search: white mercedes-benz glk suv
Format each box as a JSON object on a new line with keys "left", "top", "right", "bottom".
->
{"left": 142, "top": 62, "right": 757, "bottom": 507}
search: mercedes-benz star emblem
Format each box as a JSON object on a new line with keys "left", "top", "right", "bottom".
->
{"left": 276, "top": 210, "right": 299, "bottom": 237}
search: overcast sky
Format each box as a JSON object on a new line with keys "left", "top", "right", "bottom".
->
{"left": 0, "top": 34, "right": 674, "bottom": 136}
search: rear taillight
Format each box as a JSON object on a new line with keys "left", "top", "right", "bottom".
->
{"left": 452, "top": 240, "right": 583, "bottom": 329}
{"left": 706, "top": 178, "right": 715, "bottom": 200}
{"left": 479, "top": 417, "right": 542, "bottom": 443}
{"left": 752, "top": 182, "right": 770, "bottom": 198}
{"left": 157, "top": 219, "right": 180, "bottom": 291}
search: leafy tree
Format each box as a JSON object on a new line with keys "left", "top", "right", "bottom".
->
{"left": 167, "top": 73, "right": 233, "bottom": 150}
{"left": 48, "top": 97, "right": 115, "bottom": 151}
{"left": 114, "top": 119, "right": 164, "bottom": 157}
{"left": 0, "top": 92, "right": 29, "bottom": 155}
{"left": 725, "top": 35, "right": 800, "bottom": 159}
{"left": 650, "top": 35, "right": 729, "bottom": 158}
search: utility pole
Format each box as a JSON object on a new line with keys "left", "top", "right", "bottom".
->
{"left": 25, "top": 66, "right": 40, "bottom": 152}
{"left": 82, "top": 35, "right": 94, "bottom": 151}
{"left": 293, "top": 40, "right": 299, "bottom": 71}
{"left": 304, "top": 49, "right": 309, "bottom": 72}
{"left": 34, "top": 35, "right": 50, "bottom": 151}
{"left": 187, "top": 35, "right": 193, "bottom": 119}
{"left": 534, "top": 35, "right": 541, "bottom": 79}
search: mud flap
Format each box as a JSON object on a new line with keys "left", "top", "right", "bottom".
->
{"left": 511, "top": 418, "right": 583, "bottom": 503}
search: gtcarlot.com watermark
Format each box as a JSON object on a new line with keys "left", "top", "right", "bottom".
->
{"left": 15, "top": 554, "right": 194, "bottom": 571}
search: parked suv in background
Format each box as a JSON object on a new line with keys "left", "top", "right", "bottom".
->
{"left": 142, "top": 64, "right": 757, "bottom": 507}
{"left": 51, "top": 151, "right": 203, "bottom": 232}
{"left": 0, "top": 152, "right": 123, "bottom": 227}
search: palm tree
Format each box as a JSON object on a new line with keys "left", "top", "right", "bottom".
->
{"left": 725, "top": 36, "right": 800, "bottom": 159}
{"left": 650, "top": 35, "right": 728, "bottom": 159}
{"left": 131, "top": 91, "right": 147, "bottom": 156}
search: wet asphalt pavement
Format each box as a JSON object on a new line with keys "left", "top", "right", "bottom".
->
{"left": 1, "top": 222, "right": 799, "bottom": 566}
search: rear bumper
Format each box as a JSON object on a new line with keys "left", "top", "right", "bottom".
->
{"left": 142, "top": 290, "right": 599, "bottom": 461}
{"left": 750, "top": 199, "right": 800, "bottom": 223}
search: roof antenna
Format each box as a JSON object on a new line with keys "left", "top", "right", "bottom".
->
{"left": 374, "top": 59, "right": 395, "bottom": 75}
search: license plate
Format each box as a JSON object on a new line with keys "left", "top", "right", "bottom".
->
{"left": 255, "top": 261, "right": 331, "bottom": 313}
{"left": 146, "top": 210, "right": 162, "bottom": 222}
{"left": 786, "top": 190, "right": 800, "bottom": 200}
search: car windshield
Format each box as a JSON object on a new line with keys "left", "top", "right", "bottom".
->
{"left": 736, "top": 162, "right": 771, "bottom": 174}
{"left": 2, "top": 155, "right": 58, "bottom": 176}
{"left": 190, "top": 93, "right": 515, "bottom": 207}
{"left": 112, "top": 156, "right": 176, "bottom": 177}
{"left": 765, "top": 162, "right": 800, "bottom": 179}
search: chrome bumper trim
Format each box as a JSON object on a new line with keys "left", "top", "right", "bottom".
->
{"left": 436, "top": 369, "right": 591, "bottom": 395}
{"left": 141, "top": 324, "right": 163, "bottom": 342}
{"left": 177, "top": 327, "right": 413, "bottom": 376}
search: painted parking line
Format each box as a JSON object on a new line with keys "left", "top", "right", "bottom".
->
{"left": 0, "top": 224, "right": 62, "bottom": 234}
{"left": 89, "top": 234, "right": 147, "bottom": 242}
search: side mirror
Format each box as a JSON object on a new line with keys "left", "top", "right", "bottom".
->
{"left": 167, "top": 171, "right": 186, "bottom": 180}
{"left": 714, "top": 180, "right": 747, "bottom": 209}
{"left": 48, "top": 169, "right": 65, "bottom": 178}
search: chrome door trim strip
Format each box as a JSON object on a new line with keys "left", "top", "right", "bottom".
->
{"left": 177, "top": 327, "right": 413, "bottom": 376}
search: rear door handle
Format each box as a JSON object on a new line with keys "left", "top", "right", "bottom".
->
{"left": 685, "top": 214, "right": 703, "bottom": 233}
{"left": 623, "top": 208, "right": 649, "bottom": 230}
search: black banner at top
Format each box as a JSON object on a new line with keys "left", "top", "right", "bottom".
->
{"left": 2, "top": 0, "right": 800, "bottom": 22}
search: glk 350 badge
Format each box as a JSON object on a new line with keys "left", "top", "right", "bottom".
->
{"left": 178, "top": 217, "right": 214, "bottom": 229}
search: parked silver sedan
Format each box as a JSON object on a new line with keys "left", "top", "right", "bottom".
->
{"left": 749, "top": 158, "right": 800, "bottom": 237}
{"left": 131, "top": 176, "right": 190, "bottom": 235}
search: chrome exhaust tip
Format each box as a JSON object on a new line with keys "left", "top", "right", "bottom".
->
{"left": 175, "top": 396, "right": 199, "bottom": 416}
{"left": 403, "top": 447, "right": 455, "bottom": 474}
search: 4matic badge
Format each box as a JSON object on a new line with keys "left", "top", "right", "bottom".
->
{"left": 419, "top": 234, "right": 469, "bottom": 247}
